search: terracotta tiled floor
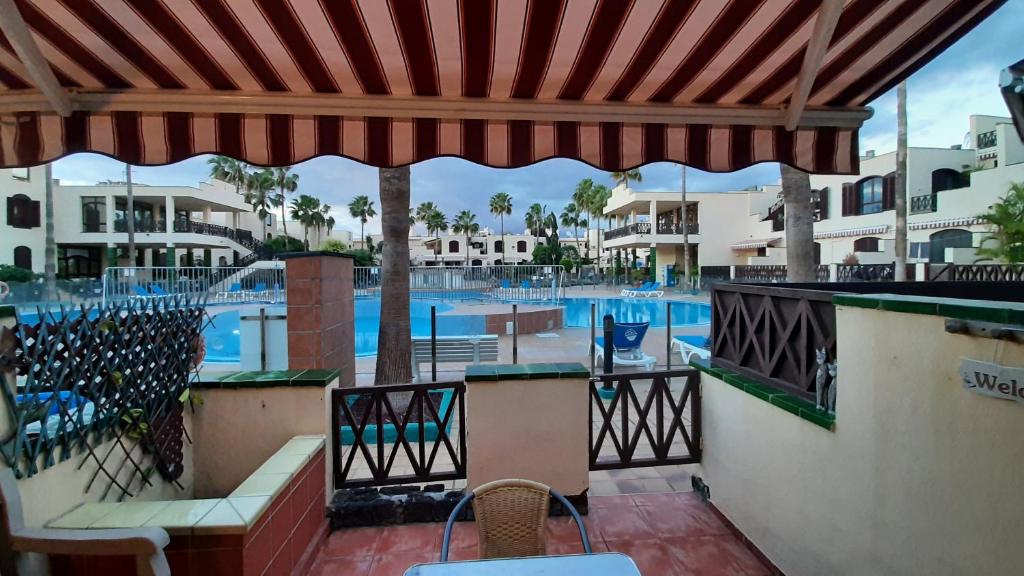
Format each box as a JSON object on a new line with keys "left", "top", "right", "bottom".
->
{"left": 310, "top": 492, "right": 773, "bottom": 575}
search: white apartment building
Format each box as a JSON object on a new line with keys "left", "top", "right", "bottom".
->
{"left": 2, "top": 173, "right": 282, "bottom": 278}
{"left": 362, "top": 231, "right": 540, "bottom": 266}
{"left": 605, "top": 115, "right": 1024, "bottom": 282}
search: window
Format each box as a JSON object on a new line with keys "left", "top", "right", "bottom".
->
{"left": 517, "top": 240, "right": 527, "bottom": 253}
{"left": 81, "top": 197, "right": 107, "bottom": 232}
{"left": 58, "top": 246, "right": 102, "bottom": 278}
{"left": 858, "top": 177, "right": 884, "bottom": 214}
{"left": 493, "top": 240, "right": 504, "bottom": 253}
{"left": 13, "top": 246, "right": 31, "bottom": 270}
{"left": 931, "top": 168, "right": 964, "bottom": 193}
{"left": 928, "top": 229, "right": 972, "bottom": 263}
{"left": 6, "top": 194, "right": 40, "bottom": 228}
{"left": 814, "top": 242, "right": 822, "bottom": 265}
{"left": 909, "top": 242, "right": 931, "bottom": 260}
{"left": 854, "top": 237, "right": 880, "bottom": 252}
{"left": 448, "top": 240, "right": 459, "bottom": 253}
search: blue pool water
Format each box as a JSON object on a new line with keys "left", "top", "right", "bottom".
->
{"left": 203, "top": 310, "right": 242, "bottom": 364}
{"left": 562, "top": 297, "right": 711, "bottom": 328}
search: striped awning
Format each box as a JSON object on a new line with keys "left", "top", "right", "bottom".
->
{"left": 0, "top": 0, "right": 1003, "bottom": 172}
{"left": 732, "top": 238, "right": 781, "bottom": 251}
{"left": 909, "top": 217, "right": 986, "bottom": 231}
{"left": 814, "top": 224, "right": 888, "bottom": 239}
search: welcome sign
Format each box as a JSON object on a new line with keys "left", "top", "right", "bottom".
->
{"left": 960, "top": 358, "right": 1024, "bottom": 403}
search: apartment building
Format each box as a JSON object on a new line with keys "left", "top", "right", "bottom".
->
{"left": 2, "top": 172, "right": 279, "bottom": 278}
{"left": 360, "top": 231, "right": 539, "bottom": 266}
{"left": 605, "top": 115, "right": 1024, "bottom": 282}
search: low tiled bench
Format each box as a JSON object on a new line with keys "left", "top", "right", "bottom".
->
{"left": 48, "top": 435, "right": 327, "bottom": 576}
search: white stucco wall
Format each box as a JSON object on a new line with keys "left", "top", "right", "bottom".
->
{"left": 0, "top": 167, "right": 48, "bottom": 272}
{"left": 699, "top": 306, "right": 1024, "bottom": 576}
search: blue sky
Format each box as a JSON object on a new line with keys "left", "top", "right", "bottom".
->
{"left": 53, "top": 0, "right": 1023, "bottom": 237}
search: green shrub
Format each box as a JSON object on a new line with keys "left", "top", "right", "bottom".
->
{"left": 0, "top": 264, "right": 34, "bottom": 283}
{"left": 321, "top": 239, "right": 347, "bottom": 253}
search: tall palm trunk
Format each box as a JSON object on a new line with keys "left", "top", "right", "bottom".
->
{"left": 375, "top": 167, "right": 412, "bottom": 385}
{"left": 681, "top": 165, "right": 690, "bottom": 291}
{"left": 894, "top": 81, "right": 909, "bottom": 281}
{"left": 499, "top": 214, "right": 505, "bottom": 264}
{"left": 126, "top": 164, "right": 135, "bottom": 266}
{"left": 44, "top": 164, "right": 56, "bottom": 298}
{"left": 782, "top": 164, "right": 815, "bottom": 282}
{"left": 279, "top": 185, "right": 289, "bottom": 240}
{"left": 465, "top": 234, "right": 470, "bottom": 265}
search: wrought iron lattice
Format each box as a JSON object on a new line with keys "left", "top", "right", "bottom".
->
{"left": 590, "top": 370, "right": 701, "bottom": 470}
{"left": 711, "top": 284, "right": 836, "bottom": 400}
{"left": 0, "top": 296, "right": 205, "bottom": 500}
{"left": 932, "top": 263, "right": 1024, "bottom": 282}
{"left": 332, "top": 381, "right": 466, "bottom": 489}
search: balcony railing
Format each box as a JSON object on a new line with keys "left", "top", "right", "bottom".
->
{"left": 910, "top": 194, "right": 937, "bottom": 214}
{"left": 711, "top": 284, "right": 837, "bottom": 402}
{"left": 977, "top": 129, "right": 997, "bottom": 149}
{"left": 605, "top": 221, "right": 698, "bottom": 240}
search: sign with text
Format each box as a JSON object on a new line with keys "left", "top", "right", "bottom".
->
{"left": 960, "top": 358, "right": 1024, "bottom": 404}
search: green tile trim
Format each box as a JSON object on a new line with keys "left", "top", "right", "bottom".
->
{"left": 465, "top": 363, "right": 590, "bottom": 382}
{"left": 832, "top": 293, "right": 1024, "bottom": 326}
{"left": 194, "top": 369, "right": 339, "bottom": 389}
{"left": 688, "top": 358, "right": 835, "bottom": 431}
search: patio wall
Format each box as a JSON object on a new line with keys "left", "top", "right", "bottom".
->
{"left": 191, "top": 371, "right": 339, "bottom": 501}
{"left": 3, "top": 412, "right": 195, "bottom": 527}
{"left": 699, "top": 304, "right": 1024, "bottom": 576}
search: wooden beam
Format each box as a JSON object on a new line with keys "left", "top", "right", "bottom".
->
{"left": 0, "top": 0, "right": 70, "bottom": 117}
{"left": 0, "top": 88, "right": 873, "bottom": 128}
{"left": 785, "top": 0, "right": 844, "bottom": 131}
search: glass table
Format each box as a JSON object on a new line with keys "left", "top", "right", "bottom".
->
{"left": 405, "top": 552, "right": 641, "bottom": 575}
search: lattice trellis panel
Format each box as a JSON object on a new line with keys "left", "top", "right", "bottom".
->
{"left": 0, "top": 296, "right": 205, "bottom": 500}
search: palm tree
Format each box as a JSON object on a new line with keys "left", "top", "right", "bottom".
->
{"left": 489, "top": 192, "right": 512, "bottom": 263}
{"left": 375, "top": 167, "right": 413, "bottom": 385}
{"left": 894, "top": 81, "right": 909, "bottom": 281}
{"left": 348, "top": 195, "right": 377, "bottom": 248}
{"left": 207, "top": 156, "right": 249, "bottom": 196}
{"left": 271, "top": 167, "right": 299, "bottom": 240}
{"left": 573, "top": 179, "right": 594, "bottom": 258}
{"left": 589, "top": 184, "right": 611, "bottom": 271}
{"left": 415, "top": 201, "right": 438, "bottom": 224}
{"left": 560, "top": 202, "right": 583, "bottom": 256}
{"left": 452, "top": 210, "right": 480, "bottom": 265}
{"left": 43, "top": 163, "right": 55, "bottom": 297}
{"left": 610, "top": 168, "right": 643, "bottom": 190}
{"left": 289, "top": 194, "right": 321, "bottom": 249}
{"left": 781, "top": 165, "right": 814, "bottom": 282}
{"left": 525, "top": 203, "right": 545, "bottom": 241}
{"left": 425, "top": 209, "right": 448, "bottom": 256}
{"left": 244, "top": 168, "right": 275, "bottom": 241}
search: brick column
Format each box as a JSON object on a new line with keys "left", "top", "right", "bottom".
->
{"left": 281, "top": 252, "right": 354, "bottom": 386}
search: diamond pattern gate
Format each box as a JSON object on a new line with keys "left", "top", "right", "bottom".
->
{"left": 589, "top": 370, "right": 701, "bottom": 470}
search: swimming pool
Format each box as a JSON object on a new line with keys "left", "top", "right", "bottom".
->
{"left": 201, "top": 296, "right": 710, "bottom": 361}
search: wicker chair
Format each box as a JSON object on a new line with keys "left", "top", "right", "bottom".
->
{"left": 440, "top": 478, "right": 591, "bottom": 561}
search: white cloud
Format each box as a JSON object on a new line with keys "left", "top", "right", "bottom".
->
{"left": 859, "top": 64, "right": 1008, "bottom": 155}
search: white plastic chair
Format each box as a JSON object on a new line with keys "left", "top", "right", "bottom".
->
{"left": 0, "top": 469, "right": 170, "bottom": 576}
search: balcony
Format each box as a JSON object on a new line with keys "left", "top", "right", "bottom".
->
{"left": 910, "top": 194, "right": 937, "bottom": 214}
{"left": 976, "top": 129, "right": 997, "bottom": 149}
{"left": 604, "top": 222, "right": 698, "bottom": 241}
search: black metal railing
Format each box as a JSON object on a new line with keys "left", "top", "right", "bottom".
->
{"left": 929, "top": 263, "right": 1024, "bottom": 282}
{"left": 711, "top": 284, "right": 837, "bottom": 401}
{"left": 331, "top": 381, "right": 466, "bottom": 489}
{"left": 910, "top": 194, "right": 937, "bottom": 214}
{"left": 699, "top": 265, "right": 732, "bottom": 290}
{"left": 590, "top": 370, "right": 701, "bottom": 470}
{"left": 977, "top": 130, "right": 997, "bottom": 149}
{"left": 837, "top": 263, "right": 916, "bottom": 282}
{"left": 655, "top": 222, "right": 699, "bottom": 235}
{"left": 113, "top": 218, "right": 166, "bottom": 233}
{"left": 733, "top": 265, "right": 788, "bottom": 283}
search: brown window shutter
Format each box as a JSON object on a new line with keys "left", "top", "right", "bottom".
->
{"left": 818, "top": 187, "right": 829, "bottom": 220}
{"left": 882, "top": 174, "right": 895, "bottom": 211}
{"left": 841, "top": 183, "right": 854, "bottom": 216}
{"left": 5, "top": 197, "right": 13, "bottom": 224}
{"left": 30, "top": 200, "right": 41, "bottom": 227}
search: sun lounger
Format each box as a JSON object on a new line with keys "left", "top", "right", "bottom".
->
{"left": 622, "top": 281, "right": 651, "bottom": 297}
{"left": 672, "top": 335, "right": 711, "bottom": 364}
{"left": 594, "top": 321, "right": 656, "bottom": 370}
